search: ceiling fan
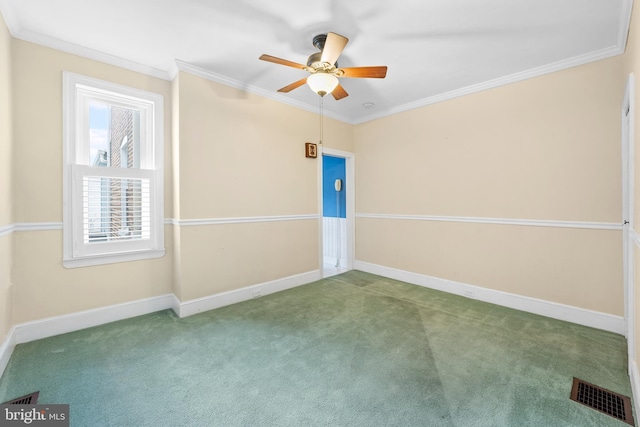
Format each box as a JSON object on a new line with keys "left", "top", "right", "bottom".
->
{"left": 259, "top": 32, "right": 387, "bottom": 100}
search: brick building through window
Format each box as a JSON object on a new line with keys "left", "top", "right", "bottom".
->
{"left": 89, "top": 106, "right": 141, "bottom": 242}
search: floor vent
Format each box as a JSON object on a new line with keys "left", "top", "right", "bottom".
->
{"left": 2, "top": 391, "right": 39, "bottom": 405}
{"left": 570, "top": 378, "right": 634, "bottom": 425}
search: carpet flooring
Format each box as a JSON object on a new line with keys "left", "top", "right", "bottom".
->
{"left": 0, "top": 271, "right": 634, "bottom": 426}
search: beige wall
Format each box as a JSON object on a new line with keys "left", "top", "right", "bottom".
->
{"left": 622, "top": 0, "right": 640, "bottom": 383}
{"left": 357, "top": 219, "right": 622, "bottom": 314}
{"left": 0, "top": 12, "right": 13, "bottom": 341}
{"left": 12, "top": 40, "right": 174, "bottom": 222}
{"left": 177, "top": 221, "right": 318, "bottom": 301}
{"left": 0, "top": 14, "right": 11, "bottom": 229}
{"left": 175, "top": 71, "right": 350, "bottom": 219}
{"left": 356, "top": 58, "right": 622, "bottom": 221}
{"left": 0, "top": 236, "right": 11, "bottom": 341}
{"left": 12, "top": 228, "right": 174, "bottom": 322}
{"left": 10, "top": 40, "right": 174, "bottom": 323}
{"left": 170, "top": 75, "right": 183, "bottom": 299}
{"left": 355, "top": 56, "right": 625, "bottom": 316}
{"left": 172, "top": 71, "right": 351, "bottom": 300}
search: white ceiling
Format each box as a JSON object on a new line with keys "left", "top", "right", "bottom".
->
{"left": 0, "top": 0, "right": 633, "bottom": 124}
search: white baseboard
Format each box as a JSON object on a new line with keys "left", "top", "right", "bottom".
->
{"left": 0, "top": 270, "right": 322, "bottom": 379}
{"left": 177, "top": 270, "right": 321, "bottom": 318}
{"left": 12, "top": 294, "right": 177, "bottom": 345}
{"left": 630, "top": 360, "right": 640, "bottom": 413}
{"left": 631, "top": 364, "right": 640, "bottom": 425}
{"left": 1, "top": 264, "right": 622, "bottom": 382}
{"left": 0, "top": 294, "right": 176, "bottom": 380}
{"left": 0, "top": 326, "right": 16, "bottom": 380}
{"left": 354, "top": 261, "right": 626, "bottom": 335}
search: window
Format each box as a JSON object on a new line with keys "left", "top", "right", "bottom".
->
{"left": 63, "top": 72, "right": 164, "bottom": 267}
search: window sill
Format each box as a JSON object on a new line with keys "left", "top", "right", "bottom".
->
{"left": 63, "top": 248, "right": 165, "bottom": 268}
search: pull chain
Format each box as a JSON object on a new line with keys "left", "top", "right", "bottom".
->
{"left": 319, "top": 95, "right": 324, "bottom": 145}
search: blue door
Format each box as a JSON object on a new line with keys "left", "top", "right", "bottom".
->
{"left": 322, "top": 155, "right": 346, "bottom": 271}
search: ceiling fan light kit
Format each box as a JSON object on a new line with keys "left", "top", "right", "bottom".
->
{"left": 259, "top": 32, "right": 388, "bottom": 100}
{"left": 307, "top": 73, "right": 339, "bottom": 97}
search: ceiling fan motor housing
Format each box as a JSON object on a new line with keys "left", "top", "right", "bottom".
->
{"left": 307, "top": 52, "right": 338, "bottom": 70}
{"left": 312, "top": 34, "right": 327, "bottom": 50}
{"left": 308, "top": 34, "right": 338, "bottom": 70}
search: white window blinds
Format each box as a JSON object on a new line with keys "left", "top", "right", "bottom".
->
{"left": 73, "top": 165, "right": 157, "bottom": 255}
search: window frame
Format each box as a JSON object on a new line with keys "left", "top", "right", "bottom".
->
{"left": 62, "top": 72, "right": 164, "bottom": 268}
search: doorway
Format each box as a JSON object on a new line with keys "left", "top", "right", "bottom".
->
{"left": 320, "top": 148, "right": 354, "bottom": 277}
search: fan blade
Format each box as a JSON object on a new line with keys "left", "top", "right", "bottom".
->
{"left": 277, "top": 77, "right": 308, "bottom": 93}
{"left": 339, "top": 66, "right": 388, "bottom": 78}
{"left": 259, "top": 54, "right": 307, "bottom": 70}
{"left": 332, "top": 84, "right": 349, "bottom": 100}
{"left": 320, "top": 32, "right": 348, "bottom": 66}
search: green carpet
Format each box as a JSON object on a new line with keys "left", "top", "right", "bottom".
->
{"left": 0, "top": 271, "right": 633, "bottom": 426}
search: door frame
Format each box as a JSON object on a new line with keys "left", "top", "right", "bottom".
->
{"left": 318, "top": 147, "right": 355, "bottom": 276}
{"left": 623, "top": 73, "right": 635, "bottom": 364}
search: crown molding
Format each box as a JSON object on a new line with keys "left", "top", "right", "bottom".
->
{"left": 1, "top": 0, "right": 632, "bottom": 125}
{"left": 353, "top": 45, "right": 624, "bottom": 124}
{"left": 0, "top": 0, "right": 20, "bottom": 36}
{"left": 353, "top": 0, "right": 632, "bottom": 124}
{"left": 0, "top": 30, "right": 631, "bottom": 127}
{"left": 0, "top": 0, "right": 171, "bottom": 80}
{"left": 618, "top": 0, "right": 634, "bottom": 51}
{"left": 12, "top": 28, "right": 171, "bottom": 81}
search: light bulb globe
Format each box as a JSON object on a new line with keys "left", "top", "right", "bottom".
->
{"left": 307, "top": 73, "right": 339, "bottom": 97}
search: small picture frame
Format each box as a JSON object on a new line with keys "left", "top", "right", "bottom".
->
{"left": 305, "top": 142, "right": 317, "bottom": 158}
